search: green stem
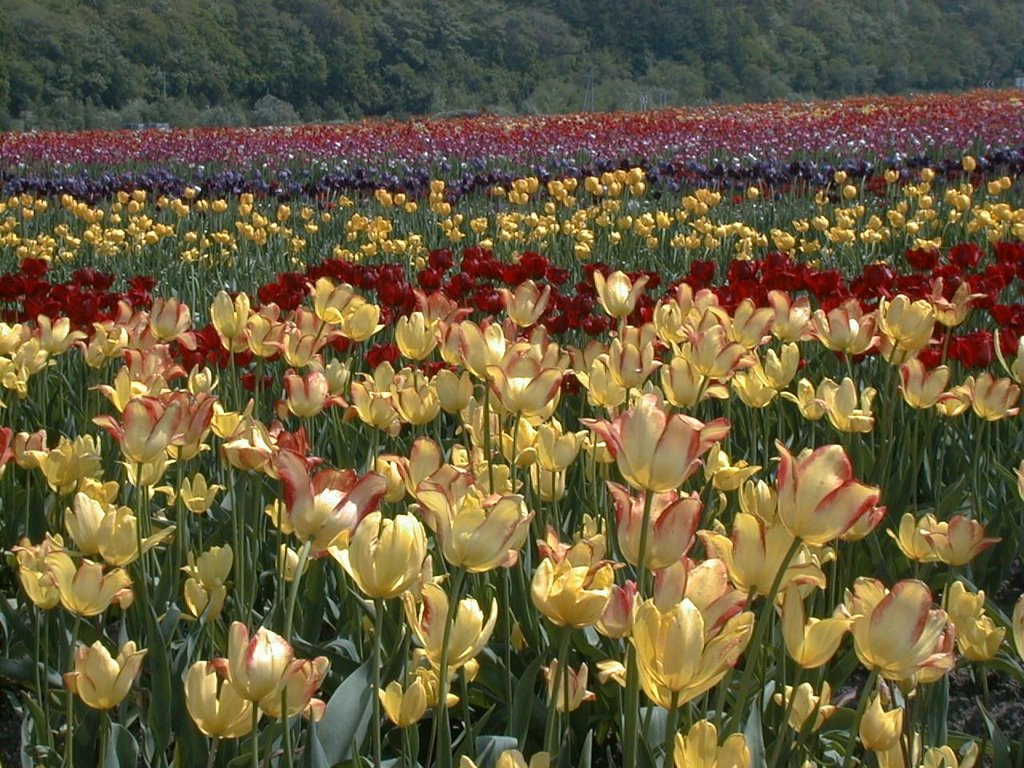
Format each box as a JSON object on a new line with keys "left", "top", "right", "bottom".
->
{"left": 841, "top": 667, "right": 880, "bottom": 768}
{"left": 427, "top": 567, "right": 467, "bottom": 768}
{"left": 283, "top": 539, "right": 312, "bottom": 641}
{"left": 663, "top": 692, "right": 680, "bottom": 764}
{"left": 372, "top": 599, "right": 384, "bottom": 768}
{"left": 727, "top": 536, "right": 803, "bottom": 735}
{"left": 622, "top": 489, "right": 657, "bottom": 768}
{"left": 543, "top": 627, "right": 573, "bottom": 757}
{"left": 250, "top": 704, "right": 260, "bottom": 768}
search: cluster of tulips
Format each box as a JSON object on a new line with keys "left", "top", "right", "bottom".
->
{"left": 1, "top": 237, "right": 1023, "bottom": 768}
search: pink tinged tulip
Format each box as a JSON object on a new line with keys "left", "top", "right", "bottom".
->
{"left": 276, "top": 449, "right": 387, "bottom": 554}
{"left": 607, "top": 481, "right": 702, "bottom": 570}
{"left": 216, "top": 622, "right": 295, "bottom": 702}
{"left": 582, "top": 393, "right": 729, "bottom": 493}
{"left": 93, "top": 396, "right": 184, "bottom": 466}
{"left": 597, "top": 580, "right": 637, "bottom": 639}
{"left": 841, "top": 578, "right": 955, "bottom": 684}
{"left": 775, "top": 441, "right": 880, "bottom": 547}
{"left": 920, "top": 515, "right": 1000, "bottom": 566}
{"left": 258, "top": 656, "right": 331, "bottom": 720}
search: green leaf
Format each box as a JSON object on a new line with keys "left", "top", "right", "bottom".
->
{"left": 315, "top": 659, "right": 373, "bottom": 764}
{"left": 742, "top": 694, "right": 766, "bottom": 768}
{"left": 977, "top": 696, "right": 1011, "bottom": 765}
{"left": 474, "top": 735, "right": 518, "bottom": 768}
{"left": 142, "top": 602, "right": 173, "bottom": 763}
{"left": 105, "top": 723, "right": 140, "bottom": 768}
{"left": 579, "top": 730, "right": 593, "bottom": 768}
{"left": 303, "top": 718, "right": 331, "bottom": 768}
{"left": 509, "top": 654, "right": 544, "bottom": 747}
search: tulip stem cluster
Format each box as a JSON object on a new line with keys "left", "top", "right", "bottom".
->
{"left": 727, "top": 536, "right": 803, "bottom": 736}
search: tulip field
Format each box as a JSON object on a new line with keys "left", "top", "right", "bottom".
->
{"left": 3, "top": 90, "right": 1024, "bottom": 768}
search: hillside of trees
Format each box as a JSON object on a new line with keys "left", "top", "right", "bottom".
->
{"left": 1, "top": 0, "right": 1022, "bottom": 130}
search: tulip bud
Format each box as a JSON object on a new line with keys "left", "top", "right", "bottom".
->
{"left": 65, "top": 640, "right": 146, "bottom": 710}
{"left": 673, "top": 719, "right": 750, "bottom": 768}
{"left": 44, "top": 552, "right": 133, "bottom": 616}
{"left": 859, "top": 693, "right": 903, "bottom": 751}
{"left": 773, "top": 682, "right": 835, "bottom": 732}
{"left": 335, "top": 511, "right": 427, "bottom": 599}
{"left": 380, "top": 678, "right": 429, "bottom": 727}
{"left": 593, "top": 270, "right": 649, "bottom": 319}
{"left": 217, "top": 622, "right": 295, "bottom": 702}
{"left": 184, "top": 661, "right": 254, "bottom": 738}
{"left": 499, "top": 280, "right": 551, "bottom": 327}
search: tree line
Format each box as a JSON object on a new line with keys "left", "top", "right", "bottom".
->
{"left": 1, "top": 0, "right": 1022, "bottom": 131}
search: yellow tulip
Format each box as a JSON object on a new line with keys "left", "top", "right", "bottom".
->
{"left": 841, "top": 578, "right": 954, "bottom": 683}
{"left": 93, "top": 396, "right": 183, "bottom": 466}
{"left": 335, "top": 511, "right": 426, "bottom": 599}
{"left": 942, "top": 581, "right": 1005, "bottom": 662}
{"left": 779, "top": 583, "right": 851, "bottom": 668}
{"left": 531, "top": 556, "right": 614, "bottom": 628}
{"left": 859, "top": 694, "right": 903, "bottom": 751}
{"left": 877, "top": 295, "right": 935, "bottom": 362}
{"left": 65, "top": 640, "right": 146, "bottom": 710}
{"left": 499, "top": 279, "right": 551, "bottom": 327}
{"left": 177, "top": 472, "right": 225, "bottom": 515}
{"left": 768, "top": 290, "right": 812, "bottom": 342}
{"left": 416, "top": 482, "right": 532, "bottom": 573}
{"left": 631, "top": 598, "right": 753, "bottom": 707}
{"left": 818, "top": 377, "right": 876, "bottom": 433}
{"left": 184, "top": 661, "right": 253, "bottom": 738}
{"left": 899, "top": 359, "right": 950, "bottom": 409}
{"left": 775, "top": 441, "right": 880, "bottom": 546}
{"left": 593, "top": 270, "right": 649, "bottom": 319}
{"left": 699, "top": 514, "right": 825, "bottom": 598}
{"left": 535, "top": 420, "right": 586, "bottom": 472}
{"left": 403, "top": 583, "right": 497, "bottom": 670}
{"left": 963, "top": 372, "right": 1020, "bottom": 420}
{"left": 582, "top": 393, "right": 729, "bottom": 493}
{"left": 182, "top": 545, "right": 233, "bottom": 621}
{"left": 215, "top": 622, "right": 294, "bottom": 702}
{"left": 44, "top": 552, "right": 133, "bottom": 616}
{"left": 379, "top": 678, "right": 429, "bottom": 727}
{"left": 811, "top": 301, "right": 877, "bottom": 355}
{"left": 773, "top": 681, "right": 835, "bottom": 732}
{"left": 337, "top": 299, "right": 383, "bottom": 342}
{"left": 64, "top": 491, "right": 107, "bottom": 555}
{"left": 32, "top": 434, "right": 103, "bottom": 495}
{"left": 311, "top": 278, "right": 358, "bottom": 324}
{"left": 395, "top": 311, "right": 439, "bottom": 360}
{"left": 95, "top": 505, "right": 175, "bottom": 567}
{"left": 435, "top": 368, "right": 474, "bottom": 414}
{"left": 888, "top": 512, "right": 941, "bottom": 563}
{"left": 673, "top": 719, "right": 750, "bottom": 768}
{"left": 679, "top": 323, "right": 753, "bottom": 380}
{"left": 210, "top": 290, "right": 250, "bottom": 351}
{"left": 276, "top": 448, "right": 387, "bottom": 555}
{"left": 13, "top": 534, "right": 64, "bottom": 609}
{"left": 486, "top": 350, "right": 563, "bottom": 418}
{"left": 607, "top": 330, "right": 661, "bottom": 389}
{"left": 780, "top": 377, "right": 828, "bottom": 421}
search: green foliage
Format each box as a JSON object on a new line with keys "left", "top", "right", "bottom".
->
{"left": 1, "top": 0, "right": 1023, "bottom": 129}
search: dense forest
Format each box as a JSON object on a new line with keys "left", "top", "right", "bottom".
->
{"left": 1, "top": 0, "right": 1022, "bottom": 130}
